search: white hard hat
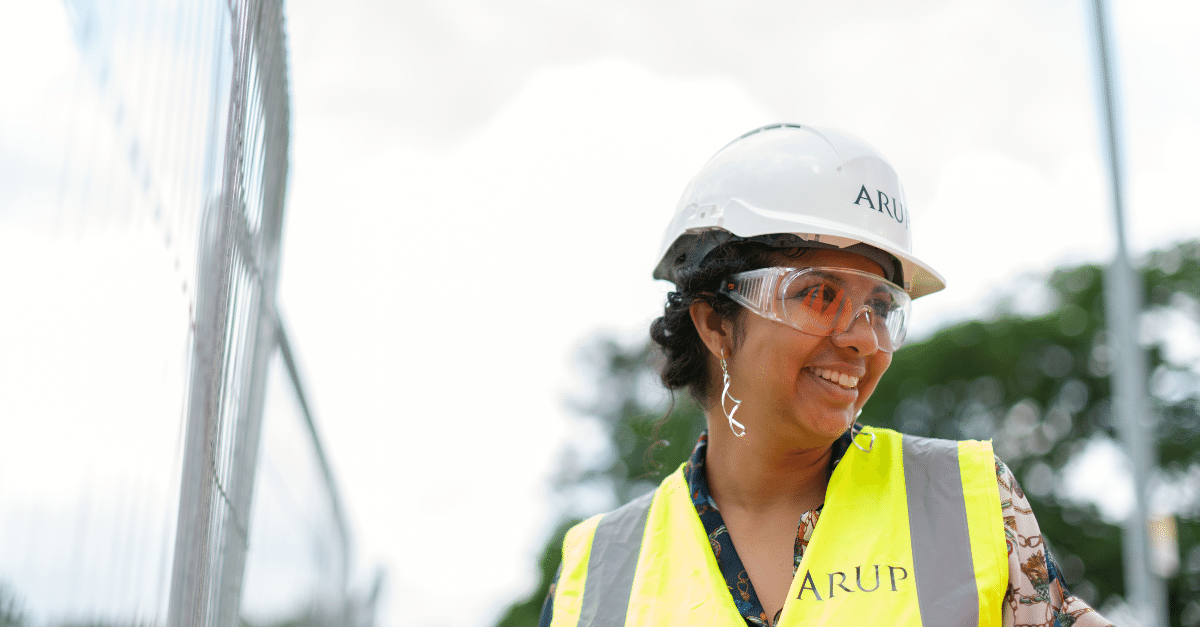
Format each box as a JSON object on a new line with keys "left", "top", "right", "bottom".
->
{"left": 653, "top": 123, "right": 945, "bottom": 299}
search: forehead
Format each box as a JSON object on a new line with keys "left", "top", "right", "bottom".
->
{"left": 774, "top": 248, "right": 886, "bottom": 278}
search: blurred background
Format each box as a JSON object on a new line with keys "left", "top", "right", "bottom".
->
{"left": 1, "top": 0, "right": 1198, "bottom": 626}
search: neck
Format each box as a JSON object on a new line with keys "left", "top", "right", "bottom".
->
{"left": 703, "top": 414, "right": 837, "bottom": 515}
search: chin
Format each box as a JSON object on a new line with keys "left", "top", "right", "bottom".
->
{"left": 800, "top": 411, "right": 854, "bottom": 439}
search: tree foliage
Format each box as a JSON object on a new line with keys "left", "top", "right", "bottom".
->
{"left": 0, "top": 584, "right": 24, "bottom": 627}
{"left": 493, "top": 340, "right": 705, "bottom": 627}
{"left": 496, "top": 240, "right": 1200, "bottom": 626}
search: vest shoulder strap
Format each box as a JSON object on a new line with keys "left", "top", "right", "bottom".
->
{"left": 902, "top": 434, "right": 988, "bottom": 626}
{"left": 552, "top": 488, "right": 657, "bottom": 627}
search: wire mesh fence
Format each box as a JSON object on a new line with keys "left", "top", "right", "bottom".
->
{"left": 0, "top": 0, "right": 377, "bottom": 625}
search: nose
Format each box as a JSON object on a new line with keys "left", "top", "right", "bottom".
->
{"left": 831, "top": 305, "right": 882, "bottom": 354}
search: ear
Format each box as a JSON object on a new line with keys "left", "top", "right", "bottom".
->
{"left": 689, "top": 299, "right": 733, "bottom": 360}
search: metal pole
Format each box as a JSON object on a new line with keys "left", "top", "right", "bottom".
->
{"left": 277, "top": 314, "right": 353, "bottom": 588}
{"left": 1087, "top": 0, "right": 1168, "bottom": 624}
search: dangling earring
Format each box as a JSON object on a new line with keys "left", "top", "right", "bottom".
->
{"left": 851, "top": 423, "right": 875, "bottom": 453}
{"left": 720, "top": 349, "right": 746, "bottom": 437}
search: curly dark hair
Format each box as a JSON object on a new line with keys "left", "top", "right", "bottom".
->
{"left": 649, "top": 242, "right": 812, "bottom": 404}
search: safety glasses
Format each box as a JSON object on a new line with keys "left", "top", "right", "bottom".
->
{"left": 718, "top": 266, "right": 911, "bottom": 353}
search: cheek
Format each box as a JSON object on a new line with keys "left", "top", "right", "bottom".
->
{"left": 860, "top": 353, "right": 893, "bottom": 399}
{"left": 875, "top": 352, "right": 893, "bottom": 376}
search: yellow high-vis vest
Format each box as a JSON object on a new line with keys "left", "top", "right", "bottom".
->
{"left": 550, "top": 427, "right": 1008, "bottom": 626}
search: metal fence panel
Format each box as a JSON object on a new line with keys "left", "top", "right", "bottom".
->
{"left": 0, "top": 1, "right": 375, "bottom": 625}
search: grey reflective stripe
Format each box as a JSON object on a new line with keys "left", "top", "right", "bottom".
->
{"left": 902, "top": 435, "right": 980, "bottom": 626}
{"left": 577, "top": 489, "right": 656, "bottom": 627}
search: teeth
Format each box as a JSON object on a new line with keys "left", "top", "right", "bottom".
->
{"left": 812, "top": 367, "right": 859, "bottom": 389}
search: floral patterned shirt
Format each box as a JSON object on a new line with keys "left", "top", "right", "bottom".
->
{"left": 539, "top": 430, "right": 1112, "bottom": 627}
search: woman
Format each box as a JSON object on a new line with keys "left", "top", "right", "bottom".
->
{"left": 539, "top": 124, "right": 1111, "bottom": 626}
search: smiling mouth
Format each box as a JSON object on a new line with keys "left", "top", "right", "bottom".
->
{"left": 810, "top": 367, "right": 859, "bottom": 389}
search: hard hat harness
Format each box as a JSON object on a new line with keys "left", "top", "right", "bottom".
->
{"left": 673, "top": 232, "right": 903, "bottom": 287}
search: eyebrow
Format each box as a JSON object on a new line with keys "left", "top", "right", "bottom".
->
{"left": 803, "top": 269, "right": 897, "bottom": 302}
{"left": 804, "top": 269, "right": 848, "bottom": 288}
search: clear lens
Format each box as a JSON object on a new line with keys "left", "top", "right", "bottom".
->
{"left": 721, "top": 267, "right": 911, "bottom": 352}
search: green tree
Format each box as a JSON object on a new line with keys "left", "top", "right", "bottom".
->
{"left": 867, "top": 242, "right": 1200, "bottom": 619}
{"left": 0, "top": 583, "right": 25, "bottom": 627}
{"left": 493, "top": 339, "right": 704, "bottom": 627}
{"left": 496, "top": 240, "right": 1200, "bottom": 626}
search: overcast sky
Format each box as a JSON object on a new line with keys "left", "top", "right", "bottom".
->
{"left": 277, "top": 0, "right": 1199, "bottom": 623}
{"left": 2, "top": 0, "right": 1199, "bottom": 625}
